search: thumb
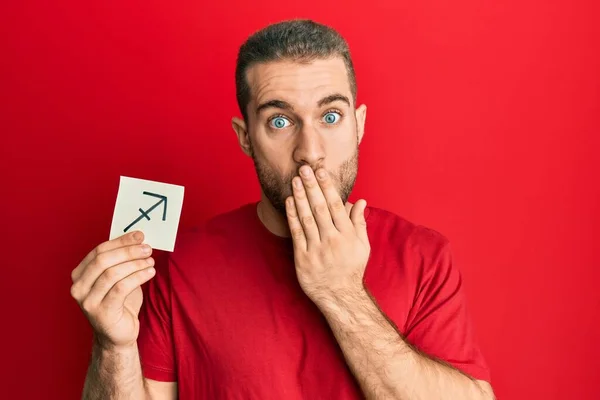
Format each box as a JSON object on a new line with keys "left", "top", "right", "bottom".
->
{"left": 350, "top": 199, "right": 369, "bottom": 241}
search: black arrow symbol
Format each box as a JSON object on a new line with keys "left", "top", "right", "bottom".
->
{"left": 123, "top": 191, "right": 168, "bottom": 233}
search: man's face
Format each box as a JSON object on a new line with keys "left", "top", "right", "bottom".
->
{"left": 234, "top": 57, "right": 367, "bottom": 216}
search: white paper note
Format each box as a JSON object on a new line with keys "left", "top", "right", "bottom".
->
{"left": 109, "top": 176, "right": 185, "bottom": 252}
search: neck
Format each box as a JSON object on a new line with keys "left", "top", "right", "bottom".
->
{"left": 256, "top": 195, "right": 291, "bottom": 238}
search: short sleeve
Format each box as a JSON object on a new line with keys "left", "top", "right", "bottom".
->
{"left": 404, "top": 228, "right": 491, "bottom": 383}
{"left": 137, "top": 253, "right": 177, "bottom": 382}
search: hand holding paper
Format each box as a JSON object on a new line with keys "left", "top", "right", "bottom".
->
{"left": 70, "top": 175, "right": 185, "bottom": 351}
{"left": 70, "top": 230, "right": 155, "bottom": 349}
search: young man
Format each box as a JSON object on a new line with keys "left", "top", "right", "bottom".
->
{"left": 71, "top": 19, "right": 495, "bottom": 399}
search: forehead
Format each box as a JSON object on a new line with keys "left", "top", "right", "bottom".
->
{"left": 246, "top": 57, "right": 352, "bottom": 109}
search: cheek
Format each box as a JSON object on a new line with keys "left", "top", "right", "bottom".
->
{"left": 325, "top": 127, "right": 357, "bottom": 157}
{"left": 259, "top": 142, "right": 297, "bottom": 174}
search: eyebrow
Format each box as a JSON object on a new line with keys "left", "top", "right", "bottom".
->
{"left": 255, "top": 93, "right": 351, "bottom": 115}
{"left": 256, "top": 99, "right": 293, "bottom": 115}
{"left": 318, "top": 94, "right": 351, "bottom": 108}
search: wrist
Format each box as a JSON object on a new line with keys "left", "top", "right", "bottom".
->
{"left": 93, "top": 334, "right": 138, "bottom": 355}
{"left": 314, "top": 285, "right": 372, "bottom": 321}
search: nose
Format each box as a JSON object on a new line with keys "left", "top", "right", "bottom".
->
{"left": 292, "top": 124, "right": 325, "bottom": 169}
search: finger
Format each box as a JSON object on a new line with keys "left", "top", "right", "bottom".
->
{"left": 72, "top": 230, "right": 145, "bottom": 283}
{"left": 345, "top": 201, "right": 353, "bottom": 215}
{"left": 292, "top": 175, "right": 321, "bottom": 245}
{"left": 285, "top": 196, "right": 307, "bottom": 251}
{"left": 101, "top": 266, "right": 156, "bottom": 311}
{"left": 298, "top": 166, "right": 337, "bottom": 236}
{"left": 80, "top": 258, "right": 155, "bottom": 311}
{"left": 314, "top": 168, "right": 353, "bottom": 232}
{"left": 70, "top": 243, "right": 152, "bottom": 302}
{"left": 350, "top": 199, "right": 369, "bottom": 242}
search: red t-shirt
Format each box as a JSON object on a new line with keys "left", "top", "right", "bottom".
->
{"left": 138, "top": 202, "right": 490, "bottom": 398}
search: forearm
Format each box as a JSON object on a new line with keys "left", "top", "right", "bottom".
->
{"left": 82, "top": 337, "right": 148, "bottom": 400}
{"left": 318, "top": 288, "right": 492, "bottom": 400}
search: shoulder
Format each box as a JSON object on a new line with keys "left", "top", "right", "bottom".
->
{"left": 365, "top": 205, "right": 454, "bottom": 280}
{"left": 366, "top": 205, "right": 451, "bottom": 253}
{"left": 366, "top": 206, "right": 460, "bottom": 301}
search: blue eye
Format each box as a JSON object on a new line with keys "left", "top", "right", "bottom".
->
{"left": 270, "top": 116, "right": 291, "bottom": 129}
{"left": 323, "top": 112, "right": 341, "bottom": 124}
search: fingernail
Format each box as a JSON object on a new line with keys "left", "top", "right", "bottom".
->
{"left": 316, "top": 169, "right": 326, "bottom": 179}
{"left": 300, "top": 166, "right": 311, "bottom": 177}
{"left": 133, "top": 231, "right": 143, "bottom": 241}
{"left": 147, "top": 267, "right": 156, "bottom": 275}
{"left": 142, "top": 244, "right": 151, "bottom": 254}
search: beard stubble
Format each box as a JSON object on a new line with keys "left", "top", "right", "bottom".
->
{"left": 249, "top": 140, "right": 359, "bottom": 217}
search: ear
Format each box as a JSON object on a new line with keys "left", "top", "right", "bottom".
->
{"left": 232, "top": 117, "right": 252, "bottom": 157}
{"left": 355, "top": 104, "right": 367, "bottom": 144}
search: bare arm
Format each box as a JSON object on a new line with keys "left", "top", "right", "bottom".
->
{"left": 82, "top": 339, "right": 176, "bottom": 400}
{"left": 71, "top": 231, "right": 177, "bottom": 400}
{"left": 82, "top": 339, "right": 145, "bottom": 399}
{"left": 318, "top": 287, "right": 494, "bottom": 400}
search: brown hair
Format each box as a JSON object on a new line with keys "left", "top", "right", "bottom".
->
{"left": 235, "top": 19, "right": 357, "bottom": 122}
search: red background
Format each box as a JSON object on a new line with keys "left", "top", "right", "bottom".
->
{"left": 1, "top": 1, "right": 599, "bottom": 399}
